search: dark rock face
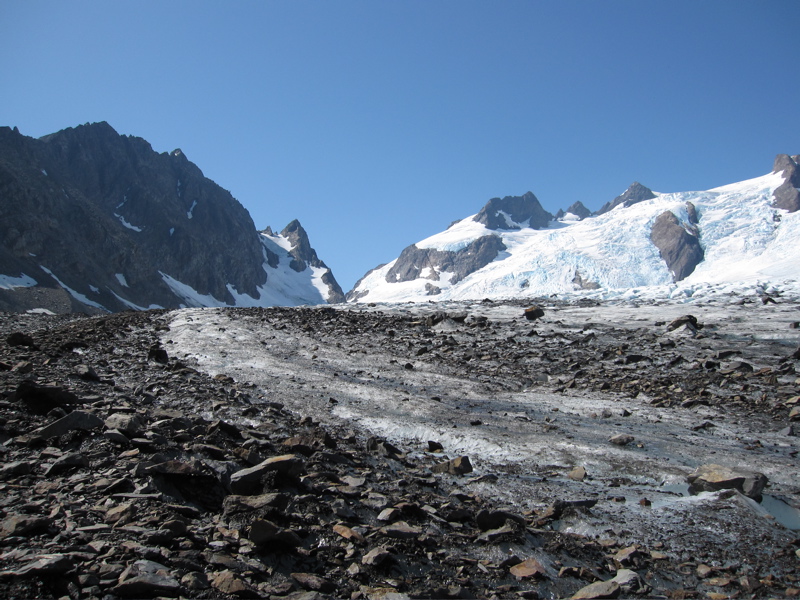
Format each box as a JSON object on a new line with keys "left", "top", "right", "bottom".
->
{"left": 563, "top": 201, "right": 592, "bottom": 220}
{"left": 0, "top": 123, "right": 342, "bottom": 312}
{"left": 596, "top": 182, "right": 656, "bottom": 216}
{"left": 772, "top": 154, "right": 800, "bottom": 213}
{"left": 650, "top": 210, "right": 704, "bottom": 282}
{"left": 473, "top": 192, "right": 553, "bottom": 230}
{"left": 385, "top": 235, "right": 507, "bottom": 285}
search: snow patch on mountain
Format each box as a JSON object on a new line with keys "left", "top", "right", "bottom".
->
{"left": 40, "top": 266, "right": 108, "bottom": 311}
{"left": 0, "top": 274, "right": 38, "bottom": 290}
{"left": 157, "top": 228, "right": 338, "bottom": 309}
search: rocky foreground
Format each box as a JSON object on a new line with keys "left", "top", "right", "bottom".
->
{"left": 0, "top": 302, "right": 799, "bottom": 600}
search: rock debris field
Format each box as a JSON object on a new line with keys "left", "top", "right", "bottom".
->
{"left": 0, "top": 296, "right": 799, "bottom": 599}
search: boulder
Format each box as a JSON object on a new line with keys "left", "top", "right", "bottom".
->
{"left": 248, "top": 519, "right": 302, "bottom": 547}
{"left": 105, "top": 412, "right": 146, "bottom": 437}
{"left": 112, "top": 559, "right": 181, "bottom": 598}
{"left": 230, "top": 454, "right": 304, "bottom": 494}
{"left": 523, "top": 306, "right": 545, "bottom": 321}
{"left": 13, "top": 381, "right": 79, "bottom": 414}
{"left": 430, "top": 455, "right": 473, "bottom": 475}
{"left": 571, "top": 579, "right": 621, "bottom": 599}
{"left": 362, "top": 546, "right": 392, "bottom": 566}
{"left": 31, "top": 410, "right": 103, "bottom": 439}
{"left": 609, "top": 434, "right": 634, "bottom": 446}
{"left": 210, "top": 570, "right": 259, "bottom": 598}
{"left": 687, "top": 464, "right": 768, "bottom": 500}
{"left": 667, "top": 314, "right": 702, "bottom": 333}
{"left": 509, "top": 557, "right": 546, "bottom": 579}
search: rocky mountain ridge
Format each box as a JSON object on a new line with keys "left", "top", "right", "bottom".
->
{"left": 0, "top": 123, "right": 344, "bottom": 314}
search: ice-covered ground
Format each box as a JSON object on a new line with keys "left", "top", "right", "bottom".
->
{"left": 163, "top": 298, "right": 800, "bottom": 542}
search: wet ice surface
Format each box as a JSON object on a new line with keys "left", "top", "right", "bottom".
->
{"left": 163, "top": 297, "right": 800, "bottom": 567}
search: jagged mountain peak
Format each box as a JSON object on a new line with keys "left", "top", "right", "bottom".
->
{"left": 473, "top": 191, "right": 553, "bottom": 230}
{"left": 0, "top": 123, "right": 343, "bottom": 313}
{"left": 558, "top": 200, "right": 591, "bottom": 221}
{"left": 595, "top": 181, "right": 656, "bottom": 216}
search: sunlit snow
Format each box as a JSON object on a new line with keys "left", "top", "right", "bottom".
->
{"left": 352, "top": 171, "right": 799, "bottom": 303}
{"left": 155, "top": 230, "right": 332, "bottom": 309}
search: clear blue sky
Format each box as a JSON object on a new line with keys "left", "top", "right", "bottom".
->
{"left": 2, "top": 1, "right": 799, "bottom": 291}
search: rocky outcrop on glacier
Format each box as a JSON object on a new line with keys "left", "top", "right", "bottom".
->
{"left": 385, "top": 235, "right": 507, "bottom": 287}
{"left": 649, "top": 202, "right": 704, "bottom": 282}
{"left": 772, "top": 154, "right": 800, "bottom": 213}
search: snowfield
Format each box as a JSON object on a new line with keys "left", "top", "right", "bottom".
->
{"left": 350, "top": 171, "right": 800, "bottom": 303}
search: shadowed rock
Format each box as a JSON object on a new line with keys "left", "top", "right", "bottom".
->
{"left": 473, "top": 191, "right": 553, "bottom": 230}
{"left": 385, "top": 235, "right": 507, "bottom": 286}
{"left": 596, "top": 182, "right": 656, "bottom": 216}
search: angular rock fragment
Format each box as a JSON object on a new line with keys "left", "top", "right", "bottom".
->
{"left": 112, "top": 559, "right": 182, "bottom": 598}
{"left": 46, "top": 451, "right": 90, "bottom": 474}
{"left": 248, "top": 519, "right": 302, "bottom": 547}
{"left": 105, "top": 412, "right": 146, "bottom": 437}
{"left": 13, "top": 381, "right": 79, "bottom": 414}
{"left": 524, "top": 306, "right": 545, "bottom": 321}
{"left": 333, "top": 523, "right": 366, "bottom": 543}
{"left": 509, "top": 557, "right": 546, "bottom": 579}
{"left": 0, "top": 553, "right": 75, "bottom": 578}
{"left": 73, "top": 364, "right": 101, "bottom": 381}
{"left": 380, "top": 521, "right": 421, "bottom": 539}
{"left": 210, "top": 570, "right": 259, "bottom": 598}
{"left": 181, "top": 571, "right": 210, "bottom": 591}
{"left": 609, "top": 434, "right": 634, "bottom": 446}
{"left": 362, "top": 546, "right": 392, "bottom": 566}
{"left": 230, "top": 454, "right": 304, "bottom": 494}
{"left": 687, "top": 464, "right": 768, "bottom": 500}
{"left": 291, "top": 572, "right": 336, "bottom": 593}
{"left": 31, "top": 409, "right": 103, "bottom": 440}
{"left": 223, "top": 492, "right": 289, "bottom": 515}
{"left": 477, "top": 523, "right": 515, "bottom": 542}
{"left": 430, "top": 455, "right": 473, "bottom": 475}
{"left": 0, "top": 514, "right": 52, "bottom": 539}
{"left": 571, "top": 578, "right": 620, "bottom": 599}
{"left": 476, "top": 509, "right": 524, "bottom": 531}
{"left": 0, "top": 460, "right": 34, "bottom": 480}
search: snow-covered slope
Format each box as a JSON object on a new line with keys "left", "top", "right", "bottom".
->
{"left": 349, "top": 162, "right": 800, "bottom": 304}
{"left": 157, "top": 227, "right": 343, "bottom": 309}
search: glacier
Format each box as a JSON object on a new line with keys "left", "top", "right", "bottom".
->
{"left": 350, "top": 171, "right": 800, "bottom": 303}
